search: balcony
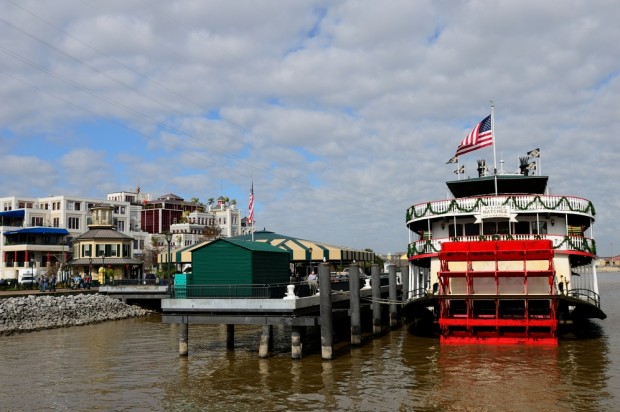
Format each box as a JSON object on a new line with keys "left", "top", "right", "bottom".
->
{"left": 406, "top": 195, "right": 595, "bottom": 223}
{"left": 408, "top": 234, "right": 596, "bottom": 258}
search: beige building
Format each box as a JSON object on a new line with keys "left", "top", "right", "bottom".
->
{"left": 68, "top": 204, "right": 142, "bottom": 284}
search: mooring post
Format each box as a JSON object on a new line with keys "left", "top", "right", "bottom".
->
{"left": 226, "top": 324, "right": 235, "bottom": 350}
{"left": 259, "top": 324, "right": 273, "bottom": 358}
{"left": 401, "top": 266, "right": 409, "bottom": 303}
{"left": 349, "top": 262, "right": 362, "bottom": 345}
{"left": 371, "top": 263, "right": 381, "bottom": 335}
{"left": 319, "top": 262, "right": 333, "bottom": 360}
{"left": 291, "top": 326, "right": 303, "bottom": 359}
{"left": 179, "top": 321, "right": 189, "bottom": 357}
{"left": 388, "top": 264, "right": 399, "bottom": 328}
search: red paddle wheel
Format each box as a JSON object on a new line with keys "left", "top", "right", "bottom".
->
{"left": 437, "top": 240, "right": 557, "bottom": 345}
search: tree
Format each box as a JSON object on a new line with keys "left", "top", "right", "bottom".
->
{"left": 199, "top": 224, "right": 221, "bottom": 241}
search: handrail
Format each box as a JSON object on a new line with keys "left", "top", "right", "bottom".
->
{"left": 566, "top": 288, "right": 601, "bottom": 308}
{"left": 408, "top": 234, "right": 596, "bottom": 257}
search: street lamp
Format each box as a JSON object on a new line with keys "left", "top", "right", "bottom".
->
{"left": 165, "top": 231, "right": 173, "bottom": 285}
{"left": 30, "top": 258, "right": 35, "bottom": 290}
{"left": 308, "top": 247, "right": 313, "bottom": 277}
{"left": 99, "top": 251, "right": 106, "bottom": 285}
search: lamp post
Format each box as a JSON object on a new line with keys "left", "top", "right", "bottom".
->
{"left": 100, "top": 252, "right": 106, "bottom": 286}
{"left": 165, "top": 232, "right": 173, "bottom": 285}
{"left": 308, "top": 247, "right": 313, "bottom": 277}
{"left": 89, "top": 257, "right": 93, "bottom": 284}
{"left": 30, "top": 258, "right": 35, "bottom": 290}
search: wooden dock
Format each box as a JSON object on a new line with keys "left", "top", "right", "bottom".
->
{"left": 161, "top": 263, "right": 408, "bottom": 360}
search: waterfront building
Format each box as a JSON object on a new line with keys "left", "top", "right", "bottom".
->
{"left": 68, "top": 203, "right": 142, "bottom": 284}
{"left": 168, "top": 195, "right": 243, "bottom": 249}
{"left": 1, "top": 191, "right": 250, "bottom": 281}
{"left": 140, "top": 193, "right": 204, "bottom": 235}
{"left": 0, "top": 195, "right": 133, "bottom": 281}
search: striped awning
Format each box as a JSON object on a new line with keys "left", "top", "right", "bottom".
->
{"left": 159, "top": 231, "right": 374, "bottom": 264}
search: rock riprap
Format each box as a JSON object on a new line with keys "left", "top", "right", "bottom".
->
{"left": 0, "top": 294, "right": 152, "bottom": 335}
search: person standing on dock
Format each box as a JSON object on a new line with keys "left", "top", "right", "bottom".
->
{"left": 308, "top": 271, "right": 318, "bottom": 294}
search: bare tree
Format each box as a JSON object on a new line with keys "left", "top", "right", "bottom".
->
{"left": 199, "top": 224, "right": 221, "bottom": 241}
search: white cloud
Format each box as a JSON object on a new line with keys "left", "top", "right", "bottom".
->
{"left": 0, "top": 0, "right": 619, "bottom": 255}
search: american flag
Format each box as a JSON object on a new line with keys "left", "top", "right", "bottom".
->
{"left": 455, "top": 115, "right": 493, "bottom": 157}
{"left": 248, "top": 182, "right": 254, "bottom": 224}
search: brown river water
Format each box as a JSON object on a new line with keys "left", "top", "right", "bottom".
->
{"left": 1, "top": 272, "right": 620, "bottom": 411}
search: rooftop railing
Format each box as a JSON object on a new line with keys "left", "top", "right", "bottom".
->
{"left": 407, "top": 195, "right": 595, "bottom": 222}
{"left": 408, "top": 234, "right": 596, "bottom": 257}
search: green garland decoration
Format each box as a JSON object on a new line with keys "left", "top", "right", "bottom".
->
{"left": 406, "top": 195, "right": 595, "bottom": 222}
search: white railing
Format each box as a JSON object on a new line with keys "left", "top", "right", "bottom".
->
{"left": 407, "top": 195, "right": 594, "bottom": 222}
{"left": 407, "top": 234, "right": 596, "bottom": 257}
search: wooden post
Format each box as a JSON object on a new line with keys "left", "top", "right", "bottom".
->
{"left": 349, "top": 263, "right": 362, "bottom": 345}
{"left": 319, "top": 262, "right": 333, "bottom": 360}
{"left": 401, "top": 266, "right": 410, "bottom": 303}
{"left": 179, "top": 321, "right": 188, "bottom": 357}
{"left": 389, "top": 264, "right": 399, "bottom": 328}
{"left": 291, "top": 326, "right": 303, "bottom": 359}
{"left": 258, "top": 325, "right": 272, "bottom": 358}
{"left": 226, "top": 324, "right": 234, "bottom": 349}
{"left": 371, "top": 263, "right": 382, "bottom": 335}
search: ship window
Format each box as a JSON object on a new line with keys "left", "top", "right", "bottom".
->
{"left": 531, "top": 221, "right": 547, "bottom": 235}
{"left": 497, "top": 221, "right": 510, "bottom": 234}
{"left": 449, "top": 224, "right": 464, "bottom": 237}
{"left": 483, "top": 222, "right": 496, "bottom": 235}
{"left": 515, "top": 221, "right": 530, "bottom": 235}
{"left": 464, "top": 223, "right": 480, "bottom": 236}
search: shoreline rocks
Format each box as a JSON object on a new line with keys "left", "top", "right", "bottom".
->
{"left": 0, "top": 293, "right": 153, "bottom": 336}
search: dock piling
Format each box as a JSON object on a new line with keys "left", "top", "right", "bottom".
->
{"left": 179, "top": 321, "right": 188, "bottom": 357}
{"left": 401, "top": 266, "right": 409, "bottom": 303}
{"left": 259, "top": 325, "right": 273, "bottom": 358}
{"left": 319, "top": 262, "right": 333, "bottom": 360}
{"left": 349, "top": 263, "right": 362, "bottom": 345}
{"left": 388, "top": 265, "right": 399, "bottom": 328}
{"left": 291, "top": 326, "right": 303, "bottom": 359}
{"left": 226, "top": 324, "right": 234, "bottom": 349}
{"left": 371, "top": 264, "right": 382, "bottom": 335}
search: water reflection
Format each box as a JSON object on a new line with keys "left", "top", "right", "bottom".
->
{"left": 1, "top": 275, "right": 619, "bottom": 411}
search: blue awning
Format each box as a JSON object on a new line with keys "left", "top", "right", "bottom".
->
{"left": 0, "top": 209, "right": 25, "bottom": 218}
{"left": 4, "top": 228, "right": 69, "bottom": 236}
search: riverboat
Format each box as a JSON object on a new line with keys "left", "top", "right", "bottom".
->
{"left": 404, "top": 118, "right": 605, "bottom": 344}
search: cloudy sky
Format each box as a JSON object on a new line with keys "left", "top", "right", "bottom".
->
{"left": 1, "top": 1, "right": 619, "bottom": 256}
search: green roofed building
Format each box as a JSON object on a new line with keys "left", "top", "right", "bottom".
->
{"left": 190, "top": 238, "right": 290, "bottom": 285}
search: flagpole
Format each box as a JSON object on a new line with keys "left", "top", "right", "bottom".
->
{"left": 491, "top": 102, "right": 498, "bottom": 195}
{"left": 491, "top": 102, "right": 497, "bottom": 172}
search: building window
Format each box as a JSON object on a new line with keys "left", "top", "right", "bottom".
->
{"left": 68, "top": 217, "right": 80, "bottom": 230}
{"left": 53, "top": 217, "right": 60, "bottom": 227}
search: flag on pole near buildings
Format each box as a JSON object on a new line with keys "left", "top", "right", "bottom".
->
{"left": 454, "top": 165, "right": 465, "bottom": 174}
{"left": 527, "top": 148, "right": 540, "bottom": 158}
{"left": 455, "top": 115, "right": 493, "bottom": 157}
{"left": 446, "top": 155, "right": 459, "bottom": 164}
{"left": 528, "top": 161, "right": 537, "bottom": 171}
{"left": 248, "top": 182, "right": 254, "bottom": 224}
